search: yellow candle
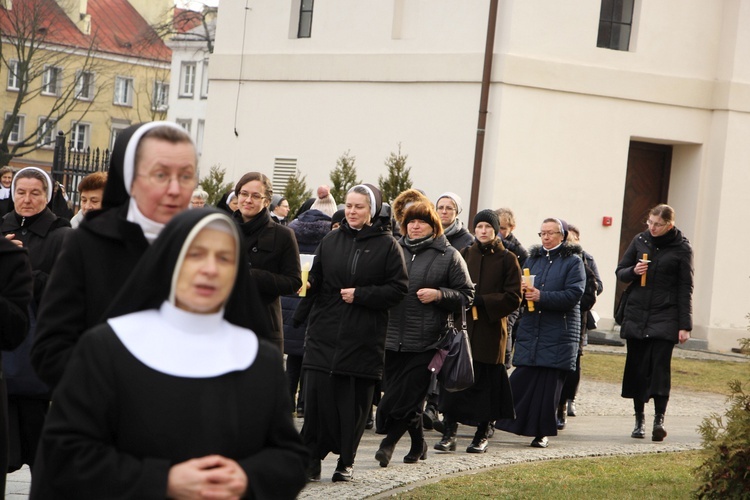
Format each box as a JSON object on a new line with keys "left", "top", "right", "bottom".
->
{"left": 641, "top": 253, "right": 648, "bottom": 287}
{"left": 299, "top": 262, "right": 312, "bottom": 297}
{"left": 523, "top": 268, "right": 534, "bottom": 312}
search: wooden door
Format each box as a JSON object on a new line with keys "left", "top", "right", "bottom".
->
{"left": 614, "top": 141, "right": 672, "bottom": 309}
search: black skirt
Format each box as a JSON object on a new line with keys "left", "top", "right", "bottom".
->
{"left": 301, "top": 370, "right": 376, "bottom": 466}
{"left": 376, "top": 350, "right": 435, "bottom": 433}
{"left": 621, "top": 338, "right": 674, "bottom": 402}
{"left": 495, "top": 366, "right": 564, "bottom": 438}
{"left": 439, "top": 361, "right": 515, "bottom": 425}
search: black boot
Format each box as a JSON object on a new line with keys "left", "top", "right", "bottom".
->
{"left": 403, "top": 418, "right": 427, "bottom": 463}
{"left": 466, "top": 422, "right": 490, "bottom": 453}
{"left": 567, "top": 399, "right": 577, "bottom": 417}
{"left": 375, "top": 419, "right": 408, "bottom": 467}
{"left": 652, "top": 413, "right": 667, "bottom": 442}
{"left": 422, "top": 403, "right": 438, "bottom": 431}
{"left": 556, "top": 402, "right": 567, "bottom": 430}
{"left": 434, "top": 419, "right": 457, "bottom": 452}
{"left": 631, "top": 412, "right": 646, "bottom": 439}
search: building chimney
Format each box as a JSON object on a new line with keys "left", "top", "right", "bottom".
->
{"left": 57, "top": 0, "right": 91, "bottom": 35}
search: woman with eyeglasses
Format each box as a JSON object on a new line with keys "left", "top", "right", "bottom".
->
{"left": 233, "top": 172, "right": 302, "bottom": 353}
{"left": 495, "top": 218, "right": 585, "bottom": 449}
{"left": 616, "top": 204, "right": 693, "bottom": 442}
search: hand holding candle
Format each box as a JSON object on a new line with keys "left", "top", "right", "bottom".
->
{"left": 640, "top": 253, "right": 649, "bottom": 287}
{"left": 523, "top": 268, "right": 535, "bottom": 312}
{"left": 299, "top": 254, "right": 315, "bottom": 297}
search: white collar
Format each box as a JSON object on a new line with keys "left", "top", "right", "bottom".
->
{"left": 0, "top": 186, "right": 9, "bottom": 200}
{"left": 108, "top": 301, "right": 258, "bottom": 378}
{"left": 126, "top": 197, "right": 165, "bottom": 244}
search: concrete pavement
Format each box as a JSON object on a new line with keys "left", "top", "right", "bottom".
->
{"left": 5, "top": 344, "right": 744, "bottom": 499}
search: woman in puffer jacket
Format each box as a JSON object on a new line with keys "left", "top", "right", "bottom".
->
{"left": 616, "top": 204, "right": 692, "bottom": 442}
{"left": 374, "top": 202, "right": 474, "bottom": 468}
{"left": 495, "top": 218, "right": 584, "bottom": 449}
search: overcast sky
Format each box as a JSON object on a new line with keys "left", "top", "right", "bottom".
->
{"left": 175, "top": 0, "right": 219, "bottom": 10}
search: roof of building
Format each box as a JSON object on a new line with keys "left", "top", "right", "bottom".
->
{"left": 0, "top": 0, "right": 170, "bottom": 63}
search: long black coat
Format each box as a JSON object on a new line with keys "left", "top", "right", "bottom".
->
{"left": 616, "top": 228, "right": 693, "bottom": 343}
{"left": 33, "top": 205, "right": 275, "bottom": 389}
{"left": 385, "top": 235, "right": 474, "bottom": 353}
{"left": 461, "top": 238, "right": 522, "bottom": 364}
{"left": 0, "top": 238, "right": 32, "bottom": 351}
{"left": 234, "top": 209, "right": 301, "bottom": 352}
{"left": 1, "top": 208, "right": 71, "bottom": 305}
{"left": 299, "top": 218, "right": 408, "bottom": 380}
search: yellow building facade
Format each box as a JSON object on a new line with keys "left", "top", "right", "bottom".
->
{"left": 0, "top": 0, "right": 172, "bottom": 169}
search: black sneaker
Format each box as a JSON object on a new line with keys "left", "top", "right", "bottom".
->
{"left": 332, "top": 465, "right": 353, "bottom": 482}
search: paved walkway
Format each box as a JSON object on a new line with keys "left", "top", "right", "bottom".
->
{"left": 5, "top": 345, "right": 745, "bottom": 499}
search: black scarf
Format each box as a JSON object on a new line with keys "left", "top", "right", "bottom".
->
{"left": 650, "top": 226, "right": 678, "bottom": 248}
{"left": 404, "top": 234, "right": 434, "bottom": 253}
{"left": 233, "top": 207, "right": 270, "bottom": 250}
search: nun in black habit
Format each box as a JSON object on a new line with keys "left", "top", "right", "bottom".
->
{"left": 31, "top": 121, "right": 274, "bottom": 390}
{"left": 30, "top": 209, "right": 308, "bottom": 499}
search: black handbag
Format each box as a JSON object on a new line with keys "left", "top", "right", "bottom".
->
{"left": 433, "top": 304, "right": 475, "bottom": 392}
{"left": 614, "top": 284, "right": 634, "bottom": 325}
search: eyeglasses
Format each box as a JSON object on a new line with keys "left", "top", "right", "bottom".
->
{"left": 238, "top": 191, "right": 266, "bottom": 202}
{"left": 138, "top": 171, "right": 196, "bottom": 188}
{"left": 436, "top": 205, "right": 456, "bottom": 212}
{"left": 538, "top": 231, "right": 561, "bottom": 237}
{"left": 645, "top": 220, "right": 667, "bottom": 229}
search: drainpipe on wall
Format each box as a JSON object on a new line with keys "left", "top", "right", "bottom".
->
{"left": 468, "top": 0, "right": 499, "bottom": 222}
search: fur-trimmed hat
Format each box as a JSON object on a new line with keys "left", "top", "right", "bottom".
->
{"left": 473, "top": 209, "right": 499, "bottom": 235}
{"left": 392, "top": 188, "right": 432, "bottom": 226}
{"left": 402, "top": 202, "right": 443, "bottom": 237}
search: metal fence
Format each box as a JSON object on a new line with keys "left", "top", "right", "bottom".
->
{"left": 49, "top": 131, "right": 110, "bottom": 212}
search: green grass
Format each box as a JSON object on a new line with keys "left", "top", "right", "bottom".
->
{"left": 393, "top": 451, "right": 703, "bottom": 499}
{"left": 387, "top": 355, "right": 746, "bottom": 498}
{"left": 582, "top": 352, "right": 744, "bottom": 395}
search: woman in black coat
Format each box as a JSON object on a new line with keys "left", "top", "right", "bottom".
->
{"left": 296, "top": 184, "right": 408, "bottom": 482}
{"left": 0, "top": 237, "right": 32, "bottom": 495}
{"left": 616, "top": 204, "right": 693, "bottom": 442}
{"left": 374, "top": 202, "right": 474, "bottom": 467}
{"left": 1, "top": 167, "right": 72, "bottom": 471}
{"left": 232, "top": 172, "right": 301, "bottom": 352}
{"left": 30, "top": 209, "right": 308, "bottom": 499}
{"left": 32, "top": 124, "right": 275, "bottom": 390}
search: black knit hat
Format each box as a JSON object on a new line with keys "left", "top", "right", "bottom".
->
{"left": 403, "top": 202, "right": 443, "bottom": 237}
{"left": 473, "top": 209, "right": 500, "bottom": 235}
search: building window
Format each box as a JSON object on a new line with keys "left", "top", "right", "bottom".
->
{"left": 597, "top": 0, "right": 635, "bottom": 51}
{"left": 200, "top": 61, "right": 209, "bottom": 98}
{"left": 7, "top": 59, "right": 20, "bottom": 91}
{"left": 109, "top": 121, "right": 129, "bottom": 151}
{"left": 42, "top": 66, "right": 62, "bottom": 96}
{"left": 176, "top": 119, "right": 191, "bottom": 133}
{"left": 180, "top": 62, "right": 196, "bottom": 97}
{"left": 152, "top": 81, "right": 169, "bottom": 111}
{"left": 196, "top": 119, "right": 205, "bottom": 156}
{"left": 297, "top": 0, "right": 314, "bottom": 38}
{"left": 75, "top": 71, "right": 94, "bottom": 100}
{"left": 114, "top": 76, "right": 134, "bottom": 106}
{"left": 71, "top": 122, "right": 91, "bottom": 151}
{"left": 5, "top": 114, "right": 25, "bottom": 143}
{"left": 272, "top": 157, "right": 298, "bottom": 194}
{"left": 38, "top": 117, "right": 56, "bottom": 148}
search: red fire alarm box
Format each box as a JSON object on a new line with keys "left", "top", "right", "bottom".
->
{"left": 602, "top": 216, "right": 613, "bottom": 226}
